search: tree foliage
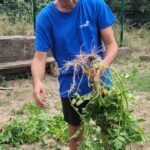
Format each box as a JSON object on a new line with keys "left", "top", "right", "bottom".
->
{"left": 0, "top": 0, "right": 149, "bottom": 27}
{"left": 0, "top": 0, "right": 51, "bottom": 23}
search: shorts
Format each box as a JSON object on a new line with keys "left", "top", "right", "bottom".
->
{"left": 61, "top": 97, "right": 89, "bottom": 126}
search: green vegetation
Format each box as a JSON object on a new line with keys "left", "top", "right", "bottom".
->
{"left": 115, "top": 57, "right": 150, "bottom": 93}
{"left": 0, "top": 0, "right": 149, "bottom": 149}
{"left": 0, "top": 0, "right": 50, "bottom": 23}
{"left": 0, "top": 0, "right": 33, "bottom": 23}
{"left": 0, "top": 15, "right": 33, "bottom": 36}
{"left": 128, "top": 74, "right": 150, "bottom": 92}
{"left": 0, "top": 75, "right": 8, "bottom": 87}
{"left": 0, "top": 73, "right": 31, "bottom": 82}
{"left": 0, "top": 54, "right": 149, "bottom": 149}
{"left": 0, "top": 0, "right": 50, "bottom": 36}
{"left": 123, "top": 66, "right": 150, "bottom": 93}
{"left": 0, "top": 0, "right": 149, "bottom": 50}
{"left": 0, "top": 101, "right": 9, "bottom": 107}
{"left": 0, "top": 103, "right": 68, "bottom": 148}
{"left": 63, "top": 52, "right": 148, "bottom": 149}
{"left": 1, "top": 0, "right": 149, "bottom": 28}
{"left": 114, "top": 24, "right": 150, "bottom": 49}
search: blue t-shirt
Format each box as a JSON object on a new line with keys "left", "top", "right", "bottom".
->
{"left": 35, "top": 0, "right": 116, "bottom": 98}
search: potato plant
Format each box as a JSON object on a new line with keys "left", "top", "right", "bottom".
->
{"left": 0, "top": 103, "right": 68, "bottom": 148}
{"left": 63, "top": 51, "right": 147, "bottom": 150}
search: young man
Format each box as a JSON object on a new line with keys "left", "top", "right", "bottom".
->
{"left": 31, "top": 0, "right": 118, "bottom": 149}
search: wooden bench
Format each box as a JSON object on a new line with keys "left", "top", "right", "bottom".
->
{"left": 0, "top": 57, "right": 58, "bottom": 77}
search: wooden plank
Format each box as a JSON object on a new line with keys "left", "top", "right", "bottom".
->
{"left": 0, "top": 57, "right": 55, "bottom": 70}
{"left": 0, "top": 87, "right": 13, "bottom": 90}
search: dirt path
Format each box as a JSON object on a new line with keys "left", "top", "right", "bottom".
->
{"left": 127, "top": 92, "right": 150, "bottom": 150}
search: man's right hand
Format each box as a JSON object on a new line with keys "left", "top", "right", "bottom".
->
{"left": 33, "top": 81, "right": 48, "bottom": 108}
{"left": 31, "top": 51, "right": 48, "bottom": 108}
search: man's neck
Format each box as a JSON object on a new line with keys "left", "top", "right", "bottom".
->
{"left": 54, "top": 0, "right": 78, "bottom": 12}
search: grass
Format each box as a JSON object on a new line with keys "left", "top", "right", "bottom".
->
{"left": 114, "top": 52, "right": 150, "bottom": 93}
{"left": 146, "top": 97, "right": 150, "bottom": 101}
{"left": 114, "top": 24, "right": 150, "bottom": 50}
{"left": 115, "top": 54, "right": 140, "bottom": 65}
{"left": 0, "top": 75, "right": 8, "bottom": 87}
{"left": 0, "top": 15, "right": 34, "bottom": 36}
{"left": 128, "top": 74, "right": 150, "bottom": 92}
{"left": 0, "top": 101, "right": 9, "bottom": 107}
{"left": 0, "top": 14, "right": 150, "bottom": 51}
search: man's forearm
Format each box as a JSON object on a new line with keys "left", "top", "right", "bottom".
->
{"left": 31, "top": 58, "right": 46, "bottom": 86}
{"left": 100, "top": 26, "right": 118, "bottom": 66}
{"left": 103, "top": 42, "right": 118, "bottom": 66}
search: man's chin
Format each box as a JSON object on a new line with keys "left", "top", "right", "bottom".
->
{"left": 63, "top": 5, "right": 74, "bottom": 10}
{"left": 69, "top": 5, "right": 75, "bottom": 9}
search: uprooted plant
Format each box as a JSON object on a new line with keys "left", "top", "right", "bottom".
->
{"left": 63, "top": 50, "right": 147, "bottom": 150}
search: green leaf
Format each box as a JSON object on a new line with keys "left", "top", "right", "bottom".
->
{"left": 71, "top": 99, "right": 77, "bottom": 105}
{"left": 130, "top": 134, "right": 143, "bottom": 142}
{"left": 74, "top": 93, "right": 80, "bottom": 99}
{"left": 118, "top": 136, "right": 125, "bottom": 142}
{"left": 137, "top": 118, "right": 145, "bottom": 122}
{"left": 114, "top": 139, "right": 123, "bottom": 149}
{"left": 26, "top": 131, "right": 37, "bottom": 143}
{"left": 76, "top": 100, "right": 83, "bottom": 106}
{"left": 124, "top": 74, "right": 130, "bottom": 79}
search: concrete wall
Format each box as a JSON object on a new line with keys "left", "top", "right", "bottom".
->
{"left": 0, "top": 36, "right": 35, "bottom": 63}
{"left": 0, "top": 36, "right": 131, "bottom": 63}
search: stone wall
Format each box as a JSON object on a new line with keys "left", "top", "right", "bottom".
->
{"left": 0, "top": 36, "right": 35, "bottom": 63}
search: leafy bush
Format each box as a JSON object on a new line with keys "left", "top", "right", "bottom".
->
{"left": 0, "top": 0, "right": 32, "bottom": 23}
{"left": 1, "top": 0, "right": 149, "bottom": 27}
{"left": 0, "top": 0, "right": 51, "bottom": 23}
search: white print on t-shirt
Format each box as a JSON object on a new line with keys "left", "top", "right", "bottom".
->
{"left": 80, "top": 20, "right": 89, "bottom": 28}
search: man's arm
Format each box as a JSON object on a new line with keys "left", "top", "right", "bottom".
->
{"left": 84, "top": 26, "right": 117, "bottom": 80}
{"left": 31, "top": 51, "right": 48, "bottom": 108}
{"left": 100, "top": 26, "right": 118, "bottom": 66}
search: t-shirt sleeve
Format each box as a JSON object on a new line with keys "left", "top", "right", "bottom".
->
{"left": 35, "top": 11, "right": 51, "bottom": 52}
{"left": 96, "top": 0, "right": 117, "bottom": 30}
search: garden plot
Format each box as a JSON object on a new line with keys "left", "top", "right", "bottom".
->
{"left": 0, "top": 53, "right": 150, "bottom": 150}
